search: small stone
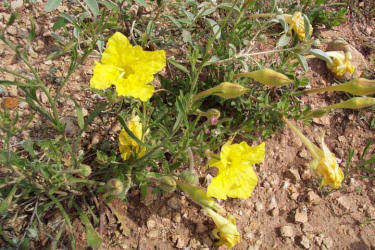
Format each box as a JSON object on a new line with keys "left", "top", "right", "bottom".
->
{"left": 290, "top": 192, "right": 299, "bottom": 201}
{"left": 146, "top": 218, "right": 156, "bottom": 229}
{"left": 146, "top": 229, "right": 158, "bottom": 239}
{"left": 337, "top": 196, "right": 353, "bottom": 211}
{"left": 298, "top": 149, "right": 309, "bottom": 159}
{"left": 302, "top": 223, "right": 314, "bottom": 233}
{"left": 8, "top": 85, "right": 18, "bottom": 97}
{"left": 334, "top": 148, "right": 345, "bottom": 158}
{"left": 175, "top": 236, "right": 185, "bottom": 248}
{"left": 338, "top": 136, "right": 346, "bottom": 143}
{"left": 322, "top": 236, "right": 333, "bottom": 249}
{"left": 279, "top": 225, "right": 295, "bottom": 238}
{"left": 285, "top": 169, "right": 300, "bottom": 184}
{"left": 167, "top": 196, "right": 180, "bottom": 210}
{"left": 11, "top": 0, "right": 23, "bottom": 9}
{"left": 301, "top": 168, "right": 311, "bottom": 180}
{"left": 255, "top": 202, "right": 264, "bottom": 212}
{"left": 82, "top": 107, "right": 88, "bottom": 117}
{"left": 7, "top": 26, "right": 17, "bottom": 35}
{"left": 38, "top": 91, "right": 48, "bottom": 103}
{"left": 173, "top": 213, "right": 181, "bottom": 223}
{"left": 270, "top": 207, "right": 279, "bottom": 217}
{"left": 268, "top": 197, "right": 277, "bottom": 210}
{"left": 295, "top": 209, "right": 308, "bottom": 223}
{"left": 307, "top": 191, "right": 321, "bottom": 205}
{"left": 299, "top": 235, "right": 310, "bottom": 249}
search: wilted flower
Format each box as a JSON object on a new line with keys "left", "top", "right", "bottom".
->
{"left": 90, "top": 32, "right": 166, "bottom": 101}
{"left": 118, "top": 116, "right": 146, "bottom": 160}
{"left": 305, "top": 78, "right": 375, "bottom": 96}
{"left": 204, "top": 207, "right": 241, "bottom": 248}
{"left": 207, "top": 140, "right": 265, "bottom": 200}
{"left": 282, "top": 117, "right": 344, "bottom": 188}
{"left": 234, "top": 68, "right": 293, "bottom": 87}
{"left": 193, "top": 82, "right": 248, "bottom": 102}
{"left": 284, "top": 12, "right": 313, "bottom": 40}
{"left": 325, "top": 51, "right": 355, "bottom": 77}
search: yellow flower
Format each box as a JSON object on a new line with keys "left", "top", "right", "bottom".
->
{"left": 118, "top": 116, "right": 146, "bottom": 160}
{"left": 207, "top": 140, "right": 265, "bottom": 200}
{"left": 90, "top": 32, "right": 166, "bottom": 101}
{"left": 282, "top": 117, "right": 344, "bottom": 188}
{"left": 326, "top": 51, "right": 355, "bottom": 77}
{"left": 204, "top": 207, "right": 241, "bottom": 248}
{"left": 284, "top": 12, "right": 313, "bottom": 40}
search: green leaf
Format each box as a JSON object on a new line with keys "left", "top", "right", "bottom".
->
{"left": 309, "top": 48, "right": 333, "bottom": 64}
{"left": 83, "top": 102, "right": 106, "bottom": 132}
{"left": 168, "top": 59, "right": 189, "bottom": 74}
{"left": 7, "top": 12, "right": 17, "bottom": 26}
{"left": 44, "top": 0, "right": 62, "bottom": 12}
{"left": 71, "top": 99, "right": 84, "bottom": 130}
{"left": 83, "top": 0, "right": 99, "bottom": 17}
{"left": 98, "top": 0, "right": 119, "bottom": 11}
{"left": 303, "top": 14, "right": 311, "bottom": 40}
{"left": 135, "top": 0, "right": 149, "bottom": 8}
{"left": 53, "top": 16, "right": 69, "bottom": 31}
{"left": 0, "top": 184, "right": 18, "bottom": 215}
{"left": 277, "top": 34, "right": 291, "bottom": 47}
{"left": 296, "top": 54, "right": 308, "bottom": 72}
{"left": 79, "top": 210, "right": 102, "bottom": 249}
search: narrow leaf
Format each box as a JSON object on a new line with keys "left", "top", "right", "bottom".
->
{"left": 277, "top": 34, "right": 291, "bottom": 47}
{"left": 296, "top": 54, "right": 309, "bottom": 72}
{"left": 168, "top": 59, "right": 189, "bottom": 74}
{"left": 303, "top": 14, "right": 311, "bottom": 40}
{"left": 309, "top": 49, "right": 333, "bottom": 64}
{"left": 83, "top": 0, "right": 99, "bottom": 17}
{"left": 78, "top": 210, "right": 102, "bottom": 249}
{"left": 45, "top": 0, "right": 62, "bottom": 12}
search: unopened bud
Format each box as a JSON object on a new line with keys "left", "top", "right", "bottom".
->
{"left": 341, "top": 78, "right": 375, "bottom": 96}
{"left": 79, "top": 164, "right": 92, "bottom": 177}
{"left": 303, "top": 108, "right": 330, "bottom": 119}
{"left": 328, "top": 97, "right": 375, "bottom": 110}
{"left": 234, "top": 68, "right": 293, "bottom": 87}
{"left": 106, "top": 179, "right": 123, "bottom": 196}
{"left": 193, "top": 82, "right": 248, "bottom": 102}
{"left": 158, "top": 176, "right": 177, "bottom": 192}
{"left": 180, "top": 170, "right": 199, "bottom": 185}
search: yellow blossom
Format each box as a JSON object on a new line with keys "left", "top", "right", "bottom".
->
{"left": 284, "top": 12, "right": 313, "bottom": 40}
{"left": 207, "top": 140, "right": 265, "bottom": 200}
{"left": 326, "top": 51, "right": 355, "bottom": 77}
{"left": 282, "top": 117, "right": 344, "bottom": 188}
{"left": 90, "top": 32, "right": 166, "bottom": 101}
{"left": 118, "top": 116, "right": 146, "bottom": 160}
{"left": 204, "top": 207, "right": 241, "bottom": 248}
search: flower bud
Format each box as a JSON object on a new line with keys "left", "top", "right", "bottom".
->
{"left": 339, "top": 78, "right": 375, "bottom": 96}
{"left": 180, "top": 170, "right": 199, "bottom": 185}
{"left": 328, "top": 97, "right": 375, "bottom": 110}
{"left": 234, "top": 68, "right": 293, "bottom": 87}
{"left": 303, "top": 108, "right": 330, "bottom": 119}
{"left": 158, "top": 176, "right": 177, "bottom": 192}
{"left": 193, "top": 82, "right": 248, "bottom": 102}
{"left": 106, "top": 179, "right": 124, "bottom": 196}
{"left": 79, "top": 164, "right": 92, "bottom": 177}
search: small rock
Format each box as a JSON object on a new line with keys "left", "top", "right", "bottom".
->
{"left": 334, "top": 148, "right": 345, "bottom": 158}
{"left": 270, "top": 207, "right": 279, "bottom": 217}
{"left": 175, "top": 236, "right": 185, "bottom": 248}
{"left": 82, "top": 107, "right": 88, "bottom": 117}
{"left": 298, "top": 149, "right": 310, "bottom": 159}
{"left": 279, "top": 225, "right": 295, "bottom": 238}
{"left": 167, "top": 196, "right": 180, "bottom": 210}
{"left": 255, "top": 202, "right": 264, "bottom": 212}
{"left": 7, "top": 26, "right": 17, "bottom": 35}
{"left": 268, "top": 197, "right": 277, "bottom": 210}
{"left": 299, "top": 235, "right": 310, "bottom": 249}
{"left": 146, "top": 218, "right": 156, "bottom": 229}
{"left": 11, "top": 0, "right": 23, "bottom": 9}
{"left": 322, "top": 236, "right": 334, "bottom": 249}
{"left": 295, "top": 209, "right": 308, "bottom": 224}
{"left": 302, "top": 223, "right": 314, "bottom": 233}
{"left": 173, "top": 213, "right": 181, "bottom": 223}
{"left": 146, "top": 229, "right": 158, "bottom": 239}
{"left": 38, "top": 91, "right": 48, "bottom": 103}
{"left": 8, "top": 85, "right": 18, "bottom": 97}
{"left": 307, "top": 191, "right": 321, "bottom": 205}
{"left": 285, "top": 169, "right": 300, "bottom": 184}
{"left": 290, "top": 192, "right": 299, "bottom": 201}
{"left": 301, "top": 168, "right": 311, "bottom": 180}
{"left": 337, "top": 196, "right": 353, "bottom": 211}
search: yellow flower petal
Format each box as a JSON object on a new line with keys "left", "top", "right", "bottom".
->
{"left": 90, "top": 32, "right": 166, "bottom": 101}
{"left": 118, "top": 116, "right": 146, "bottom": 160}
{"left": 207, "top": 141, "right": 265, "bottom": 200}
{"left": 284, "top": 12, "right": 313, "bottom": 40}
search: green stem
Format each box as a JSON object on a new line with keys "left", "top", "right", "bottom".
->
{"left": 282, "top": 116, "right": 321, "bottom": 159}
{"left": 248, "top": 13, "right": 276, "bottom": 19}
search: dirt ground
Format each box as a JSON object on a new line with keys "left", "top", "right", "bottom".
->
{"left": 1, "top": 1, "right": 375, "bottom": 249}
